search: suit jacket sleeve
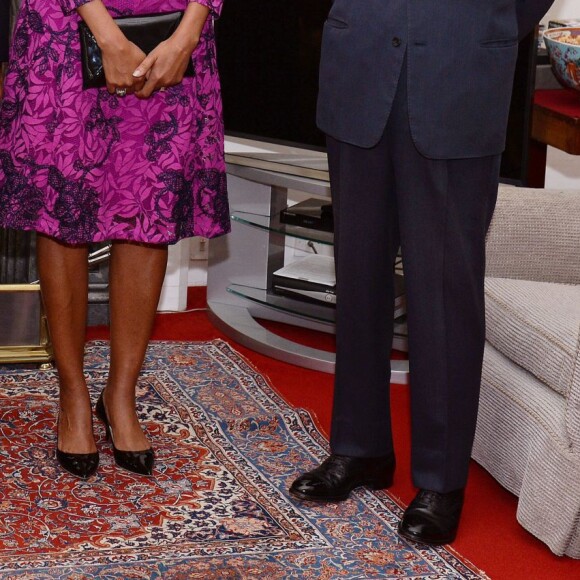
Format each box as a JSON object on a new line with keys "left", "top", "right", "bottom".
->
{"left": 516, "top": 0, "right": 555, "bottom": 39}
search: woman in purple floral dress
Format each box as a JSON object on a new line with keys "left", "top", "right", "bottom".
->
{"left": 0, "top": 0, "right": 229, "bottom": 478}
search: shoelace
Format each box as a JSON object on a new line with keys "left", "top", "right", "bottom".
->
{"left": 319, "top": 455, "right": 352, "bottom": 481}
{"left": 416, "top": 490, "right": 441, "bottom": 507}
{"left": 415, "top": 489, "right": 463, "bottom": 512}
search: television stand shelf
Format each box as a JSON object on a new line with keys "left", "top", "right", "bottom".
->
{"left": 207, "top": 156, "right": 409, "bottom": 383}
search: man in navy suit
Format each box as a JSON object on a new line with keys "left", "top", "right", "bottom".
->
{"left": 291, "top": 0, "right": 554, "bottom": 545}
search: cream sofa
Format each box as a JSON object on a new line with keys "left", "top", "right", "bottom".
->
{"left": 473, "top": 185, "right": 580, "bottom": 558}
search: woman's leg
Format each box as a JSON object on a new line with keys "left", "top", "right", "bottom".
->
{"left": 36, "top": 234, "right": 95, "bottom": 454}
{"left": 103, "top": 241, "right": 168, "bottom": 451}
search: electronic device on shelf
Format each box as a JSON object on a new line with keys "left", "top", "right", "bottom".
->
{"left": 280, "top": 198, "right": 333, "bottom": 232}
{"left": 273, "top": 255, "right": 336, "bottom": 306}
{"left": 272, "top": 255, "right": 406, "bottom": 318}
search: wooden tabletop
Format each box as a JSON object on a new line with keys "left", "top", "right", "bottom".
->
{"left": 532, "top": 89, "right": 580, "bottom": 155}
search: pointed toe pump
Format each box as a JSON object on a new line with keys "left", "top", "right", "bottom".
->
{"left": 56, "top": 447, "right": 99, "bottom": 479}
{"left": 56, "top": 413, "right": 99, "bottom": 479}
{"left": 95, "top": 391, "right": 154, "bottom": 476}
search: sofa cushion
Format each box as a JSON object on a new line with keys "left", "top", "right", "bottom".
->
{"left": 485, "top": 277, "right": 580, "bottom": 398}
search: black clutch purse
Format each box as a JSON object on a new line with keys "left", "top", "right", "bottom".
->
{"left": 78, "top": 11, "right": 195, "bottom": 89}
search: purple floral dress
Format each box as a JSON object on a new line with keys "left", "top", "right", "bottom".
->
{"left": 0, "top": 0, "right": 229, "bottom": 245}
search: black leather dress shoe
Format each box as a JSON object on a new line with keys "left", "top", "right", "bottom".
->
{"left": 398, "top": 488, "right": 465, "bottom": 545}
{"left": 289, "top": 453, "right": 395, "bottom": 502}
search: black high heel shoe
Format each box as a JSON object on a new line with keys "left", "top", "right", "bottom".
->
{"left": 95, "top": 391, "right": 154, "bottom": 476}
{"left": 56, "top": 415, "right": 99, "bottom": 479}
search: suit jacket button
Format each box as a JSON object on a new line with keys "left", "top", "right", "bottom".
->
{"left": 392, "top": 37, "right": 402, "bottom": 47}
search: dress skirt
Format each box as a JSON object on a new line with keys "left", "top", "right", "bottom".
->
{"left": 0, "top": 0, "right": 230, "bottom": 245}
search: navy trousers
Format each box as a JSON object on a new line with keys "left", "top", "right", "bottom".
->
{"left": 328, "top": 63, "right": 500, "bottom": 493}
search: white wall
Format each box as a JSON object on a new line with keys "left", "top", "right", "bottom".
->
{"left": 541, "top": 0, "right": 579, "bottom": 24}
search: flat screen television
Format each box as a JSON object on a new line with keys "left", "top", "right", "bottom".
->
{"left": 215, "top": 0, "right": 330, "bottom": 151}
{"left": 215, "top": 3, "right": 537, "bottom": 184}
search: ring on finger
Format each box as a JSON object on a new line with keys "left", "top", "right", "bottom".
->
{"left": 115, "top": 88, "right": 127, "bottom": 97}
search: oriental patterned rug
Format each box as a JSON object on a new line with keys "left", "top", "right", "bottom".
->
{"left": 0, "top": 340, "right": 487, "bottom": 579}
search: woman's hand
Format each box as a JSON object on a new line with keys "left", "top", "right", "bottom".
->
{"left": 100, "top": 40, "right": 147, "bottom": 96}
{"left": 133, "top": 37, "right": 196, "bottom": 99}
{"left": 77, "top": 0, "right": 146, "bottom": 96}
{"left": 133, "top": 2, "right": 210, "bottom": 99}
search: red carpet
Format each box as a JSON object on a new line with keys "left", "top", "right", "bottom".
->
{"left": 87, "top": 287, "right": 579, "bottom": 579}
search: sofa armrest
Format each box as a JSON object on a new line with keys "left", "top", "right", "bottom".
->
{"left": 567, "top": 342, "right": 580, "bottom": 453}
{"left": 486, "top": 186, "right": 580, "bottom": 284}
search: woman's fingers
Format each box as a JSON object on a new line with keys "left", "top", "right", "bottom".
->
{"left": 133, "top": 53, "right": 160, "bottom": 99}
{"left": 133, "top": 53, "right": 156, "bottom": 80}
{"left": 102, "top": 41, "right": 146, "bottom": 96}
{"left": 135, "top": 70, "right": 171, "bottom": 99}
{"left": 134, "top": 38, "right": 197, "bottom": 99}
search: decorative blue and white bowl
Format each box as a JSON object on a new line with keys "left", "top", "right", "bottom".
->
{"left": 543, "top": 27, "right": 580, "bottom": 94}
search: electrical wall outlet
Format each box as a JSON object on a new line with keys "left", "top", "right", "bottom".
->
{"left": 190, "top": 237, "right": 209, "bottom": 261}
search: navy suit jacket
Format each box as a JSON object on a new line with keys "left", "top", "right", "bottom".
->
{"left": 317, "top": 0, "right": 554, "bottom": 158}
{"left": 1, "top": 0, "right": 10, "bottom": 62}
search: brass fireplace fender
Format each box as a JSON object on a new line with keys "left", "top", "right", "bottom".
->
{"left": 0, "top": 284, "right": 53, "bottom": 366}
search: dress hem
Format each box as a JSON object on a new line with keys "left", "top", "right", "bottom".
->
{"left": 0, "top": 223, "right": 231, "bottom": 246}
